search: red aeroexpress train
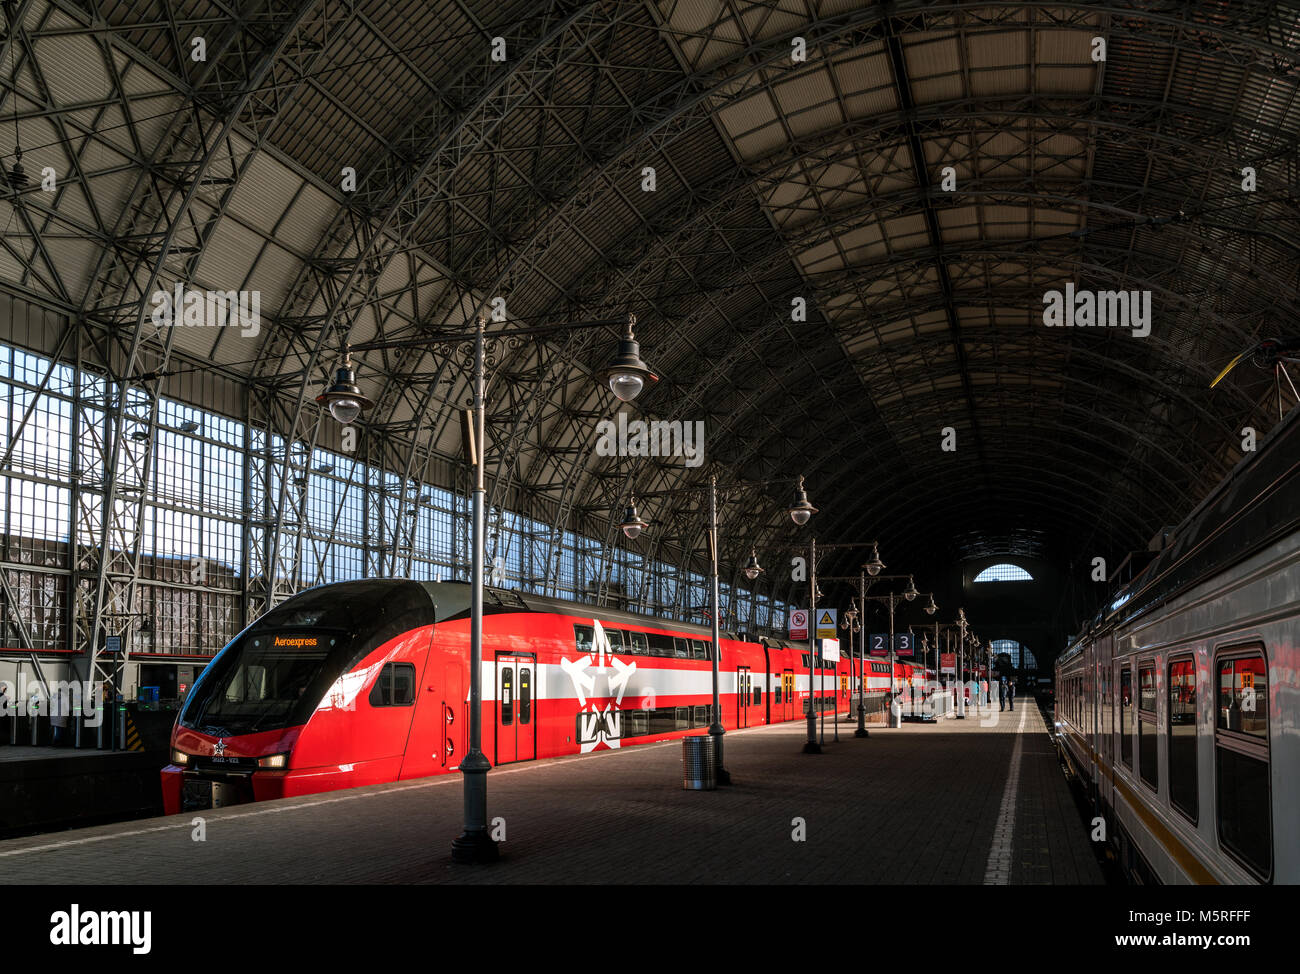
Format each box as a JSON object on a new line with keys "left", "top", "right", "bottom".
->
{"left": 161, "top": 579, "right": 924, "bottom": 813}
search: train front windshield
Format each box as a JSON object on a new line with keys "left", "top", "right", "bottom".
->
{"left": 178, "top": 580, "right": 437, "bottom": 736}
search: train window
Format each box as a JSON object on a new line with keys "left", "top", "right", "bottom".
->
{"left": 1168, "top": 656, "right": 1197, "bottom": 822}
{"left": 647, "top": 633, "right": 675, "bottom": 657}
{"left": 392, "top": 665, "right": 414, "bottom": 706}
{"left": 775, "top": 679, "right": 782, "bottom": 704}
{"left": 625, "top": 711, "right": 648, "bottom": 737}
{"left": 1138, "top": 664, "right": 1157, "bottom": 790}
{"left": 648, "top": 707, "right": 677, "bottom": 734}
{"left": 574, "top": 625, "right": 593, "bottom": 655}
{"left": 1138, "top": 666, "right": 1156, "bottom": 712}
{"left": 754, "top": 683, "right": 762, "bottom": 705}
{"left": 604, "top": 628, "right": 624, "bottom": 652}
{"left": 518, "top": 667, "right": 531, "bottom": 725}
{"left": 1099, "top": 666, "right": 1110, "bottom": 764}
{"left": 1119, "top": 667, "right": 1133, "bottom": 768}
{"left": 673, "top": 637, "right": 690, "bottom": 659}
{"left": 368, "top": 662, "right": 416, "bottom": 708}
{"left": 1215, "top": 649, "right": 1270, "bottom": 879}
{"left": 628, "top": 632, "right": 649, "bottom": 656}
{"left": 1217, "top": 655, "right": 1268, "bottom": 739}
{"left": 692, "top": 639, "right": 709, "bottom": 660}
{"left": 500, "top": 666, "right": 514, "bottom": 726}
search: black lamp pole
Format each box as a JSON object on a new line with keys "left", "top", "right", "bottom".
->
{"left": 856, "top": 572, "right": 869, "bottom": 737}
{"left": 706, "top": 476, "right": 730, "bottom": 784}
{"left": 451, "top": 317, "right": 498, "bottom": 863}
{"left": 319, "top": 312, "right": 657, "bottom": 865}
{"left": 803, "top": 536, "right": 821, "bottom": 754}
{"left": 619, "top": 474, "right": 814, "bottom": 780}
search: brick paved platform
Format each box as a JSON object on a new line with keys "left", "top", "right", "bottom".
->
{"left": 0, "top": 697, "right": 1103, "bottom": 884}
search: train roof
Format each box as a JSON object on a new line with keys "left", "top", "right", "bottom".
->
{"left": 1085, "top": 404, "right": 1300, "bottom": 636}
{"left": 280, "top": 578, "right": 742, "bottom": 641}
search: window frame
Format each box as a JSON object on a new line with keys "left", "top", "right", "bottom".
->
{"left": 368, "top": 661, "right": 417, "bottom": 708}
{"left": 518, "top": 664, "right": 532, "bottom": 725}
{"left": 1137, "top": 660, "right": 1158, "bottom": 791}
{"left": 500, "top": 664, "right": 514, "bottom": 726}
{"left": 1212, "top": 644, "right": 1271, "bottom": 881}
{"left": 1119, "top": 664, "right": 1133, "bottom": 769}
{"left": 1166, "top": 654, "right": 1198, "bottom": 825}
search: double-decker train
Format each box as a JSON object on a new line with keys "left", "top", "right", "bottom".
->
{"left": 1056, "top": 408, "right": 1300, "bottom": 884}
{"left": 162, "top": 583, "right": 928, "bottom": 814}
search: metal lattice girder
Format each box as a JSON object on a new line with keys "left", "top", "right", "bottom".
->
{"left": 208, "top": 1, "right": 1294, "bottom": 553}
{"left": 359, "top": 34, "right": 1295, "bottom": 577}
{"left": 62, "top": 1, "right": 331, "bottom": 696}
{"left": 2, "top": 0, "right": 1298, "bottom": 654}
{"left": 255, "top": 2, "right": 649, "bottom": 601}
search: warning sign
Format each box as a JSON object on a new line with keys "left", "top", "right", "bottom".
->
{"left": 815, "top": 609, "right": 837, "bottom": 639}
{"left": 789, "top": 609, "right": 808, "bottom": 640}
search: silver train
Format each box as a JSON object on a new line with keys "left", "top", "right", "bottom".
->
{"left": 1056, "top": 409, "right": 1299, "bottom": 885}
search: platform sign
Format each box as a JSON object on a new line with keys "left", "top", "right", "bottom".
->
{"left": 941, "top": 652, "right": 956, "bottom": 674}
{"left": 818, "top": 637, "right": 841, "bottom": 661}
{"left": 789, "top": 608, "right": 809, "bottom": 640}
{"left": 868, "top": 633, "right": 889, "bottom": 657}
{"left": 895, "top": 632, "right": 914, "bottom": 658}
{"left": 105, "top": 635, "right": 121, "bottom": 655}
{"left": 815, "top": 609, "right": 837, "bottom": 639}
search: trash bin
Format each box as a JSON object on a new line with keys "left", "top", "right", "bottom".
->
{"left": 681, "top": 734, "right": 716, "bottom": 791}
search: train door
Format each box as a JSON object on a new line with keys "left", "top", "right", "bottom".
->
{"left": 399, "top": 657, "right": 460, "bottom": 779}
{"left": 495, "top": 654, "right": 536, "bottom": 765}
{"left": 763, "top": 645, "right": 774, "bottom": 725}
{"left": 737, "top": 666, "right": 751, "bottom": 728}
{"left": 397, "top": 631, "right": 443, "bottom": 780}
{"left": 446, "top": 663, "right": 464, "bottom": 769}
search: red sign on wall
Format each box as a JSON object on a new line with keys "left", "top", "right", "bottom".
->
{"left": 940, "top": 653, "right": 956, "bottom": 674}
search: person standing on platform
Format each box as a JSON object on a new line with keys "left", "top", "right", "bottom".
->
{"left": 50, "top": 707, "right": 68, "bottom": 746}
{"left": 1007, "top": 680, "right": 1016, "bottom": 711}
{"left": 999, "top": 678, "right": 1007, "bottom": 712}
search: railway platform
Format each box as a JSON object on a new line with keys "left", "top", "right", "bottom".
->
{"left": 0, "top": 746, "right": 165, "bottom": 839}
{"left": 0, "top": 696, "right": 1102, "bottom": 885}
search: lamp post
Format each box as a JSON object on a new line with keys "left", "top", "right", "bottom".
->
{"left": 455, "top": 317, "right": 494, "bottom": 859}
{"left": 620, "top": 474, "right": 815, "bottom": 780}
{"left": 840, "top": 597, "right": 862, "bottom": 740}
{"left": 855, "top": 576, "right": 936, "bottom": 726}
{"left": 319, "top": 312, "right": 657, "bottom": 864}
{"left": 847, "top": 549, "right": 884, "bottom": 737}
{"left": 805, "top": 536, "right": 821, "bottom": 753}
{"left": 956, "top": 608, "right": 969, "bottom": 720}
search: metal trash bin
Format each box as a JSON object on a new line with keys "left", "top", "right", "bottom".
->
{"left": 681, "top": 734, "right": 716, "bottom": 791}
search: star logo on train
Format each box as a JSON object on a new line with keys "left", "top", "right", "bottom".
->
{"left": 560, "top": 620, "right": 637, "bottom": 753}
{"left": 212, "top": 738, "right": 226, "bottom": 757}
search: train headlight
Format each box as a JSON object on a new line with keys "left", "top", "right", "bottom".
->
{"left": 171, "top": 749, "right": 190, "bottom": 766}
{"left": 257, "top": 753, "right": 290, "bottom": 769}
